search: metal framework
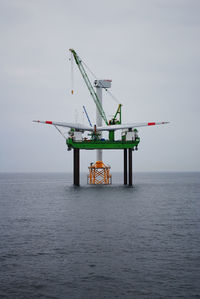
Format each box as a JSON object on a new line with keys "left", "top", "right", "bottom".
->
{"left": 69, "top": 49, "right": 108, "bottom": 125}
{"left": 88, "top": 161, "right": 112, "bottom": 185}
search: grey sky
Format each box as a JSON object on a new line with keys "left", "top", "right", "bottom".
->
{"left": 0, "top": 0, "right": 199, "bottom": 172}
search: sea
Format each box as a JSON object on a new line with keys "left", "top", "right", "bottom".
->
{"left": 0, "top": 172, "right": 200, "bottom": 299}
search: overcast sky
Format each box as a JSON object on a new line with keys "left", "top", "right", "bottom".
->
{"left": 0, "top": 0, "right": 200, "bottom": 173}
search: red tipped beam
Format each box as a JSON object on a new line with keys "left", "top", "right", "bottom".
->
{"left": 148, "top": 122, "right": 156, "bottom": 126}
{"left": 33, "top": 120, "right": 53, "bottom": 124}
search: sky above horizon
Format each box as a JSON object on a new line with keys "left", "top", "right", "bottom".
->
{"left": 0, "top": 0, "right": 200, "bottom": 173}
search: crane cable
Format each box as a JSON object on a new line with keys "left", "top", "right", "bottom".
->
{"left": 54, "top": 125, "right": 67, "bottom": 140}
{"left": 81, "top": 60, "right": 122, "bottom": 105}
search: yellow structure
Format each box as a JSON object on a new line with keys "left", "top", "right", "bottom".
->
{"left": 88, "top": 161, "right": 112, "bottom": 185}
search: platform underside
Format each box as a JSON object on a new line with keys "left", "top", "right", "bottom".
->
{"left": 67, "top": 138, "right": 140, "bottom": 150}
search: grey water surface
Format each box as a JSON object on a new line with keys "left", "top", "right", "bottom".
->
{"left": 0, "top": 172, "right": 200, "bottom": 299}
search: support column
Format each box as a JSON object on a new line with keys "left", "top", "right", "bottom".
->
{"left": 96, "top": 87, "right": 102, "bottom": 162}
{"left": 128, "top": 148, "right": 132, "bottom": 186}
{"left": 73, "top": 148, "right": 80, "bottom": 186}
{"left": 124, "top": 149, "right": 127, "bottom": 185}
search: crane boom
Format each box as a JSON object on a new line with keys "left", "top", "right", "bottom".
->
{"left": 69, "top": 49, "right": 108, "bottom": 125}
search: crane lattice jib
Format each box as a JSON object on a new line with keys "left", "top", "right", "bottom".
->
{"left": 69, "top": 49, "right": 108, "bottom": 125}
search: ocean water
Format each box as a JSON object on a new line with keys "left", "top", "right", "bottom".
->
{"left": 0, "top": 172, "right": 200, "bottom": 299}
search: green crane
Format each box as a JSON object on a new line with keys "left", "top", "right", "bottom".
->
{"left": 69, "top": 49, "right": 122, "bottom": 127}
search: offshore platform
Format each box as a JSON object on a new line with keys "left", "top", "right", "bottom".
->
{"left": 34, "top": 49, "right": 168, "bottom": 186}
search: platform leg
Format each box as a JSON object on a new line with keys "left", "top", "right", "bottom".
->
{"left": 124, "top": 149, "right": 127, "bottom": 185}
{"left": 73, "top": 148, "right": 80, "bottom": 186}
{"left": 128, "top": 148, "right": 132, "bottom": 186}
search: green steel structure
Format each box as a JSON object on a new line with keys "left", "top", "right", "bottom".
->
{"left": 67, "top": 138, "right": 140, "bottom": 150}
{"left": 68, "top": 49, "right": 136, "bottom": 151}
